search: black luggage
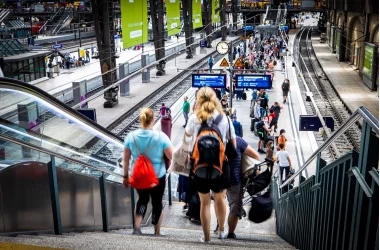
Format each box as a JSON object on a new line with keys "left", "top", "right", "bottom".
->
{"left": 186, "top": 193, "right": 201, "bottom": 222}
{"left": 242, "top": 92, "right": 247, "bottom": 100}
{"left": 248, "top": 191, "right": 273, "bottom": 223}
{"left": 250, "top": 118, "right": 256, "bottom": 132}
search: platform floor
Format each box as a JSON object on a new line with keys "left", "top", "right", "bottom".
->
{"left": 311, "top": 35, "right": 379, "bottom": 119}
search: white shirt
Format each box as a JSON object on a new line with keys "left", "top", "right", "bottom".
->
{"left": 276, "top": 150, "right": 290, "bottom": 167}
{"left": 185, "top": 111, "right": 236, "bottom": 149}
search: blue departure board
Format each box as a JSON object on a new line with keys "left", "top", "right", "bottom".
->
{"left": 235, "top": 74, "right": 272, "bottom": 89}
{"left": 192, "top": 74, "right": 227, "bottom": 88}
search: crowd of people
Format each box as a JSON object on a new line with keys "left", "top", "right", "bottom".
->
{"left": 121, "top": 31, "right": 294, "bottom": 243}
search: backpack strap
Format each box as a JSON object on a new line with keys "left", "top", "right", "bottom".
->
{"left": 132, "top": 131, "right": 159, "bottom": 156}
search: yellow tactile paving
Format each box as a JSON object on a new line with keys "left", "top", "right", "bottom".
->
{"left": 0, "top": 243, "right": 67, "bottom": 250}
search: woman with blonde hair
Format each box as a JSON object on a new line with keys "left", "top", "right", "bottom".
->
{"left": 123, "top": 107, "right": 174, "bottom": 236}
{"left": 185, "top": 87, "right": 237, "bottom": 243}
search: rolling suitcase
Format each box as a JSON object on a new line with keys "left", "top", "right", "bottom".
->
{"left": 186, "top": 193, "right": 201, "bottom": 222}
{"left": 242, "top": 92, "right": 247, "bottom": 100}
{"left": 250, "top": 118, "right": 256, "bottom": 132}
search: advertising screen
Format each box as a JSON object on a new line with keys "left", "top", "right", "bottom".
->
{"left": 363, "top": 43, "right": 375, "bottom": 79}
{"left": 192, "top": 74, "right": 226, "bottom": 88}
{"left": 235, "top": 74, "right": 272, "bottom": 89}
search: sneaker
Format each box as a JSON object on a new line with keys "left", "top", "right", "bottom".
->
{"left": 227, "top": 233, "right": 237, "bottom": 239}
{"left": 183, "top": 205, "right": 189, "bottom": 212}
{"left": 200, "top": 236, "right": 210, "bottom": 243}
{"left": 132, "top": 228, "right": 142, "bottom": 235}
{"left": 218, "top": 231, "right": 228, "bottom": 239}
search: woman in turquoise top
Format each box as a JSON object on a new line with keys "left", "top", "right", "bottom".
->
{"left": 123, "top": 107, "right": 174, "bottom": 236}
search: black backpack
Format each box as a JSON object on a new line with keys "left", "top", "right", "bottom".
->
{"left": 282, "top": 81, "right": 290, "bottom": 91}
{"left": 191, "top": 115, "right": 225, "bottom": 180}
{"left": 256, "top": 120, "right": 264, "bottom": 131}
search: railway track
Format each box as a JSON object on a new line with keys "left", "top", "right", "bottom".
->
{"left": 294, "top": 27, "right": 361, "bottom": 162}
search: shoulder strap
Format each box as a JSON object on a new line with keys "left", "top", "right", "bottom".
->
{"left": 132, "top": 131, "right": 159, "bottom": 156}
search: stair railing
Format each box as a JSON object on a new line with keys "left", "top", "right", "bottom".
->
{"left": 275, "top": 106, "right": 379, "bottom": 250}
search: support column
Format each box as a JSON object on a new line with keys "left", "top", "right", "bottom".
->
{"left": 149, "top": 0, "right": 166, "bottom": 76}
{"left": 231, "top": 0, "right": 238, "bottom": 30}
{"left": 91, "top": 0, "right": 118, "bottom": 108}
{"left": 220, "top": 0, "right": 227, "bottom": 41}
{"left": 183, "top": 0, "right": 194, "bottom": 59}
{"left": 141, "top": 54, "right": 150, "bottom": 83}
{"left": 119, "top": 63, "right": 130, "bottom": 96}
{"left": 204, "top": 0, "right": 213, "bottom": 48}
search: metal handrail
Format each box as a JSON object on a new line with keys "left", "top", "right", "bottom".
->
{"left": 0, "top": 132, "right": 123, "bottom": 179}
{"left": 280, "top": 106, "right": 379, "bottom": 188}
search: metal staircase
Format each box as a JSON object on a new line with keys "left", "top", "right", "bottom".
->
{"left": 0, "top": 9, "right": 11, "bottom": 24}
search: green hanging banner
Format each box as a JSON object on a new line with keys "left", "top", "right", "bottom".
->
{"left": 212, "top": 0, "right": 220, "bottom": 23}
{"left": 120, "top": 0, "right": 148, "bottom": 49}
{"left": 192, "top": 0, "right": 203, "bottom": 29}
{"left": 166, "top": 0, "right": 181, "bottom": 36}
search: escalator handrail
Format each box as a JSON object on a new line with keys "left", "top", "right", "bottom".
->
{"left": 0, "top": 132, "right": 123, "bottom": 178}
{"left": 0, "top": 77, "right": 124, "bottom": 149}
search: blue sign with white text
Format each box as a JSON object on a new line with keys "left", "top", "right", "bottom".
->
{"left": 200, "top": 40, "right": 208, "bottom": 48}
{"left": 243, "top": 26, "right": 254, "bottom": 31}
{"left": 51, "top": 44, "right": 63, "bottom": 49}
{"left": 192, "top": 74, "right": 227, "bottom": 88}
{"left": 235, "top": 74, "right": 272, "bottom": 89}
{"left": 280, "top": 25, "right": 289, "bottom": 31}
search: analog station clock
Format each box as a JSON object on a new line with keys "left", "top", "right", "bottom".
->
{"left": 216, "top": 41, "right": 229, "bottom": 55}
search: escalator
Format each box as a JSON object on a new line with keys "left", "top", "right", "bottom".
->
{"left": 0, "top": 77, "right": 148, "bottom": 235}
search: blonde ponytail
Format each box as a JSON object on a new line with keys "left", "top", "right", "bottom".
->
{"left": 139, "top": 107, "right": 154, "bottom": 128}
{"left": 195, "top": 87, "right": 224, "bottom": 123}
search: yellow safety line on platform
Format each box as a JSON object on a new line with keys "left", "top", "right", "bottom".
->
{"left": 0, "top": 242, "right": 67, "bottom": 250}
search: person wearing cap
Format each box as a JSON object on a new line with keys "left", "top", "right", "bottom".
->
{"left": 232, "top": 115, "right": 243, "bottom": 138}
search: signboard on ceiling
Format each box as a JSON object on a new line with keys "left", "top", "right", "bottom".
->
{"left": 235, "top": 74, "right": 272, "bottom": 89}
{"left": 166, "top": 0, "right": 181, "bottom": 36}
{"left": 192, "top": 74, "right": 227, "bottom": 88}
{"left": 192, "top": 0, "right": 203, "bottom": 29}
{"left": 120, "top": 0, "right": 148, "bottom": 48}
{"left": 212, "top": 0, "right": 220, "bottom": 23}
{"left": 299, "top": 116, "right": 334, "bottom": 132}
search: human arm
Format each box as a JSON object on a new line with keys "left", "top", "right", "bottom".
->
{"left": 164, "top": 145, "right": 174, "bottom": 161}
{"left": 244, "top": 145, "right": 260, "bottom": 160}
{"left": 122, "top": 148, "right": 131, "bottom": 188}
{"left": 287, "top": 157, "right": 292, "bottom": 169}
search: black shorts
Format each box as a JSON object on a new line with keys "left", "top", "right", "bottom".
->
{"left": 258, "top": 130, "right": 266, "bottom": 140}
{"left": 283, "top": 90, "right": 289, "bottom": 97}
{"left": 194, "top": 162, "right": 231, "bottom": 193}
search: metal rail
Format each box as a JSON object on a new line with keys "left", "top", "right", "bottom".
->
{"left": 280, "top": 106, "right": 379, "bottom": 188}
{"left": 0, "top": 132, "right": 123, "bottom": 178}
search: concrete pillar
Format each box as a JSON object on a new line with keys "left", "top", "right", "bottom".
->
{"left": 119, "top": 62, "right": 130, "bottom": 96}
{"left": 141, "top": 54, "right": 150, "bottom": 83}
{"left": 72, "top": 80, "right": 88, "bottom": 108}
{"left": 200, "top": 33, "right": 207, "bottom": 54}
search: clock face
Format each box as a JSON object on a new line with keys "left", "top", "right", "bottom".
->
{"left": 216, "top": 42, "right": 229, "bottom": 55}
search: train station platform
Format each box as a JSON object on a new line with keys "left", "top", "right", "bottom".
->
{"left": 311, "top": 35, "right": 379, "bottom": 119}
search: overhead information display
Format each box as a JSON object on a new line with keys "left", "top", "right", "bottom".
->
{"left": 192, "top": 74, "right": 226, "bottom": 88}
{"left": 235, "top": 74, "right": 272, "bottom": 89}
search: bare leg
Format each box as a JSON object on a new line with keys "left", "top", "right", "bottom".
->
{"left": 199, "top": 192, "right": 211, "bottom": 241}
{"left": 228, "top": 214, "right": 239, "bottom": 233}
{"left": 213, "top": 190, "right": 227, "bottom": 232}
{"left": 154, "top": 212, "right": 164, "bottom": 235}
